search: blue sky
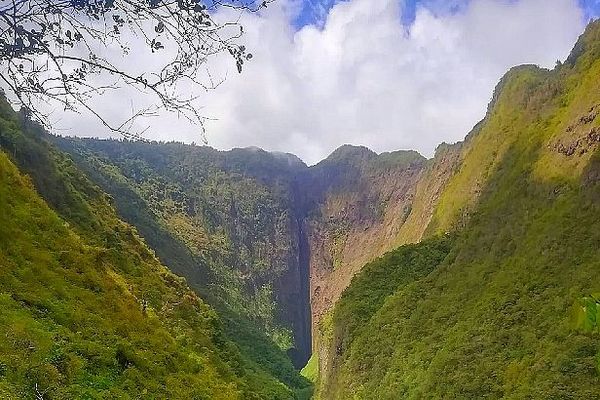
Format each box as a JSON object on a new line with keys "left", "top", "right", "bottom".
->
{"left": 294, "top": 0, "right": 600, "bottom": 28}
{"left": 580, "top": 0, "right": 600, "bottom": 18}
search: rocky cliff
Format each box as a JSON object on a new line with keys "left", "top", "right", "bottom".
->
{"left": 297, "top": 146, "right": 427, "bottom": 344}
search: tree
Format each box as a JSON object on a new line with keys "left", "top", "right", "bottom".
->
{"left": 0, "top": 0, "right": 270, "bottom": 139}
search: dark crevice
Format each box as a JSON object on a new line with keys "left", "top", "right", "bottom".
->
{"left": 290, "top": 217, "right": 312, "bottom": 368}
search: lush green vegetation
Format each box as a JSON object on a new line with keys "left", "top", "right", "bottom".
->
{"left": 300, "top": 353, "right": 319, "bottom": 384}
{"left": 325, "top": 149, "right": 600, "bottom": 398}
{"left": 51, "top": 122, "right": 430, "bottom": 375}
{"left": 0, "top": 101, "right": 309, "bottom": 398}
{"left": 318, "top": 21, "right": 600, "bottom": 399}
{"left": 3, "top": 18, "right": 600, "bottom": 400}
{"left": 51, "top": 136, "right": 314, "bottom": 367}
{"left": 331, "top": 236, "right": 455, "bottom": 360}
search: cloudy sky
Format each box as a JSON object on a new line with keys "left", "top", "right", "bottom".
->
{"left": 54, "top": 0, "right": 600, "bottom": 165}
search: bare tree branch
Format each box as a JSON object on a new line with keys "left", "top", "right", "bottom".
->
{"left": 0, "top": 0, "right": 273, "bottom": 139}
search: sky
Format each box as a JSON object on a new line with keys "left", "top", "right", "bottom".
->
{"left": 52, "top": 0, "right": 600, "bottom": 165}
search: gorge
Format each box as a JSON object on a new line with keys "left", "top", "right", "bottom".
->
{"left": 1, "top": 18, "right": 600, "bottom": 400}
{"left": 51, "top": 136, "right": 430, "bottom": 368}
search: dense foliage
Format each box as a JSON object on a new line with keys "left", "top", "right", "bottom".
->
{"left": 50, "top": 137, "right": 313, "bottom": 367}
{"left": 0, "top": 100, "right": 309, "bottom": 398}
{"left": 3, "top": 17, "right": 600, "bottom": 400}
{"left": 318, "top": 21, "right": 600, "bottom": 399}
{"left": 331, "top": 236, "right": 455, "bottom": 360}
{"left": 52, "top": 135, "right": 430, "bottom": 372}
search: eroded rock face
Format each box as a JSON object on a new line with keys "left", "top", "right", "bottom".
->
{"left": 297, "top": 146, "right": 428, "bottom": 343}
{"left": 551, "top": 104, "right": 600, "bottom": 157}
{"left": 395, "top": 142, "right": 464, "bottom": 243}
{"left": 302, "top": 143, "right": 468, "bottom": 390}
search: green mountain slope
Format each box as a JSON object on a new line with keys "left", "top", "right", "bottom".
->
{"left": 0, "top": 102, "right": 308, "bottom": 398}
{"left": 297, "top": 146, "right": 427, "bottom": 340}
{"left": 50, "top": 137, "right": 313, "bottom": 367}
{"left": 317, "top": 21, "right": 600, "bottom": 399}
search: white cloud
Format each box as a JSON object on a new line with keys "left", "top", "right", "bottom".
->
{"left": 53, "top": 0, "right": 587, "bottom": 165}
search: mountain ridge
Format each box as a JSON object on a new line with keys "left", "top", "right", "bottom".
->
{"left": 50, "top": 19, "right": 600, "bottom": 377}
{"left": 0, "top": 100, "right": 312, "bottom": 399}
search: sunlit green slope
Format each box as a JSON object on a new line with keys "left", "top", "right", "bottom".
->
{"left": 0, "top": 102, "right": 307, "bottom": 398}
{"left": 320, "top": 21, "right": 600, "bottom": 399}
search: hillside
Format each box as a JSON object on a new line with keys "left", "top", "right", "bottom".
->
{"left": 315, "top": 20, "right": 600, "bottom": 398}
{"left": 0, "top": 101, "right": 310, "bottom": 398}
{"left": 297, "top": 146, "right": 427, "bottom": 344}
{"left": 51, "top": 137, "right": 314, "bottom": 367}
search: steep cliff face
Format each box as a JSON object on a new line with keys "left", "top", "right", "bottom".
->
{"left": 315, "top": 20, "right": 600, "bottom": 399}
{"left": 303, "top": 143, "right": 466, "bottom": 392}
{"left": 52, "top": 138, "right": 315, "bottom": 367}
{"left": 297, "top": 146, "right": 427, "bottom": 341}
{"left": 395, "top": 142, "right": 463, "bottom": 243}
